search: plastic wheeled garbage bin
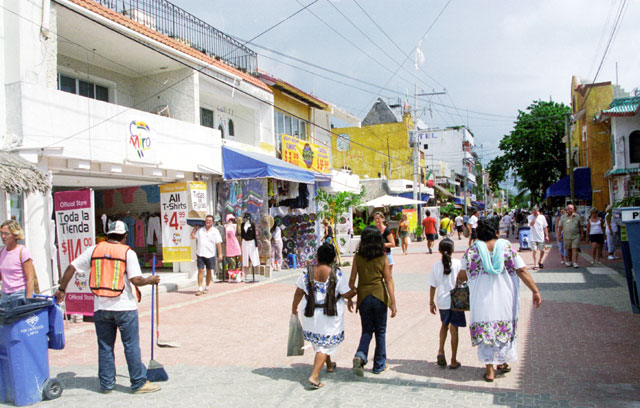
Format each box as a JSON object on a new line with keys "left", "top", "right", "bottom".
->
{"left": 0, "top": 297, "right": 64, "bottom": 406}
{"left": 616, "top": 207, "right": 640, "bottom": 314}
{"left": 518, "top": 226, "right": 531, "bottom": 251}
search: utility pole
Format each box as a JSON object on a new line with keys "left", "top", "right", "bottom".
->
{"left": 413, "top": 87, "right": 446, "bottom": 225}
{"left": 566, "top": 112, "right": 575, "bottom": 203}
{"left": 463, "top": 165, "right": 468, "bottom": 217}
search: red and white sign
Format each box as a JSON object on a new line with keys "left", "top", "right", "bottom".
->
{"left": 54, "top": 189, "right": 95, "bottom": 316}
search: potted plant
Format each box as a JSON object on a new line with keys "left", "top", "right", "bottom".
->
{"left": 414, "top": 225, "right": 423, "bottom": 242}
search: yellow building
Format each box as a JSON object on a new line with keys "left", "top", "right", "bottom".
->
{"left": 570, "top": 76, "right": 615, "bottom": 210}
{"left": 331, "top": 98, "right": 421, "bottom": 180}
{"left": 258, "top": 72, "right": 330, "bottom": 155}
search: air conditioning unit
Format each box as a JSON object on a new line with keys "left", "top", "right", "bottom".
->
{"left": 152, "top": 105, "right": 170, "bottom": 118}
{"left": 123, "top": 9, "right": 156, "bottom": 30}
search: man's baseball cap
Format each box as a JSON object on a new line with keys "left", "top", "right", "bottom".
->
{"left": 107, "top": 220, "right": 128, "bottom": 235}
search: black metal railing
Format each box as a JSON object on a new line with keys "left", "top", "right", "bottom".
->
{"left": 93, "top": 0, "right": 258, "bottom": 74}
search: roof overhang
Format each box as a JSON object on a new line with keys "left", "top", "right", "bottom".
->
{"left": 259, "top": 73, "right": 328, "bottom": 110}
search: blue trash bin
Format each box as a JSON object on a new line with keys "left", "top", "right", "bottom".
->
{"left": 287, "top": 254, "right": 298, "bottom": 269}
{"left": 616, "top": 207, "right": 640, "bottom": 314}
{"left": 518, "top": 226, "right": 531, "bottom": 251}
{"left": 0, "top": 297, "right": 64, "bottom": 406}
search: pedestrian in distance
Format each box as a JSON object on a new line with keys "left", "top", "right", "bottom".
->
{"left": 191, "top": 215, "right": 223, "bottom": 296}
{"left": 501, "top": 212, "right": 512, "bottom": 238}
{"left": 558, "top": 204, "right": 584, "bottom": 268}
{"left": 373, "top": 212, "right": 395, "bottom": 275}
{"left": 224, "top": 214, "right": 242, "bottom": 277}
{"left": 422, "top": 210, "right": 438, "bottom": 254}
{"left": 454, "top": 212, "right": 464, "bottom": 240}
{"left": 604, "top": 205, "right": 619, "bottom": 260}
{"left": 55, "top": 221, "right": 161, "bottom": 394}
{"left": 321, "top": 218, "right": 334, "bottom": 246}
{"left": 439, "top": 213, "right": 453, "bottom": 239}
{"left": 399, "top": 213, "right": 410, "bottom": 255}
{"left": 348, "top": 226, "right": 397, "bottom": 376}
{"left": 457, "top": 219, "right": 542, "bottom": 382}
{"left": 0, "top": 220, "right": 37, "bottom": 306}
{"left": 586, "top": 208, "right": 604, "bottom": 265}
{"left": 428, "top": 238, "right": 464, "bottom": 370}
{"left": 467, "top": 209, "right": 479, "bottom": 246}
{"left": 271, "top": 222, "right": 283, "bottom": 271}
{"left": 555, "top": 208, "right": 569, "bottom": 266}
{"left": 291, "top": 244, "right": 355, "bottom": 389}
{"left": 527, "top": 206, "right": 549, "bottom": 270}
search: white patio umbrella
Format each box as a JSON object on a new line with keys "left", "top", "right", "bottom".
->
{"left": 363, "top": 194, "right": 427, "bottom": 207}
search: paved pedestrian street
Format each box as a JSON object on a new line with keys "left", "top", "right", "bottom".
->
{"left": 32, "top": 238, "right": 640, "bottom": 408}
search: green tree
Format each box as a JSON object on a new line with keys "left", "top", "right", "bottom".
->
{"left": 316, "top": 187, "right": 365, "bottom": 264}
{"left": 488, "top": 100, "right": 569, "bottom": 203}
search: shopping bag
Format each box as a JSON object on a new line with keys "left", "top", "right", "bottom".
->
{"left": 286, "top": 313, "right": 305, "bottom": 356}
{"left": 450, "top": 284, "right": 470, "bottom": 311}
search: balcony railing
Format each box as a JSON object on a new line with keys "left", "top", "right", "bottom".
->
{"left": 94, "top": 0, "right": 258, "bottom": 74}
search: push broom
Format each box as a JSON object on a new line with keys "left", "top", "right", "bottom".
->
{"left": 147, "top": 255, "right": 168, "bottom": 382}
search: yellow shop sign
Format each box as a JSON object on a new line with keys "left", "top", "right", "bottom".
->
{"left": 281, "top": 134, "right": 330, "bottom": 174}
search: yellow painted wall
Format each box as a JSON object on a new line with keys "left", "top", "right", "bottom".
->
{"left": 272, "top": 89, "right": 311, "bottom": 123}
{"left": 331, "top": 114, "right": 422, "bottom": 179}
{"left": 570, "top": 77, "right": 613, "bottom": 210}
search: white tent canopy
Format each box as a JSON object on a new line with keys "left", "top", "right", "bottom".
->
{"left": 363, "top": 195, "right": 427, "bottom": 207}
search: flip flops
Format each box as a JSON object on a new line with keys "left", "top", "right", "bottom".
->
{"left": 307, "top": 381, "right": 324, "bottom": 390}
{"left": 449, "top": 361, "right": 462, "bottom": 370}
{"left": 483, "top": 373, "right": 494, "bottom": 382}
{"left": 437, "top": 354, "right": 447, "bottom": 367}
{"left": 497, "top": 363, "right": 511, "bottom": 373}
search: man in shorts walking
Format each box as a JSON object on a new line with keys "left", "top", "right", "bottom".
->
{"left": 527, "top": 206, "right": 549, "bottom": 270}
{"left": 454, "top": 213, "right": 464, "bottom": 240}
{"left": 191, "top": 215, "right": 223, "bottom": 295}
{"left": 422, "top": 210, "right": 438, "bottom": 254}
{"left": 467, "top": 209, "right": 479, "bottom": 246}
{"left": 559, "top": 204, "right": 583, "bottom": 268}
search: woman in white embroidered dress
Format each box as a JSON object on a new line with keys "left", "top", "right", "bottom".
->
{"left": 457, "top": 219, "right": 542, "bottom": 382}
{"left": 291, "top": 243, "right": 355, "bottom": 389}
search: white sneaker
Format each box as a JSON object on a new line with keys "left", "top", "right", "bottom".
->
{"left": 608, "top": 255, "right": 615, "bottom": 260}
{"left": 560, "top": 261, "right": 566, "bottom": 266}
{"left": 573, "top": 262, "right": 579, "bottom": 268}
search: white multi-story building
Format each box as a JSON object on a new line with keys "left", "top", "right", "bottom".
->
{"left": 418, "top": 126, "right": 476, "bottom": 194}
{"left": 1, "top": 0, "right": 275, "bottom": 291}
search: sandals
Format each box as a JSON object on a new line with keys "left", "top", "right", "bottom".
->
{"left": 497, "top": 363, "right": 511, "bottom": 373}
{"left": 307, "top": 380, "right": 324, "bottom": 390}
{"left": 326, "top": 362, "right": 336, "bottom": 373}
{"left": 449, "top": 361, "right": 462, "bottom": 370}
{"left": 483, "top": 373, "right": 494, "bottom": 382}
{"left": 436, "top": 354, "right": 447, "bottom": 367}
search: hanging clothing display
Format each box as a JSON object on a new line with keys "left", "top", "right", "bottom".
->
{"left": 147, "top": 215, "right": 162, "bottom": 245}
{"left": 117, "top": 186, "right": 139, "bottom": 204}
{"left": 135, "top": 217, "right": 146, "bottom": 248}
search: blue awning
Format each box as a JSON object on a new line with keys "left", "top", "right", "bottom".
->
{"left": 222, "top": 146, "right": 315, "bottom": 184}
{"left": 545, "top": 167, "right": 592, "bottom": 201}
{"left": 395, "top": 192, "right": 431, "bottom": 202}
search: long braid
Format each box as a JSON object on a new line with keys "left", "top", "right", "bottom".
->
{"left": 324, "top": 266, "right": 338, "bottom": 316}
{"left": 304, "top": 265, "right": 315, "bottom": 318}
{"left": 439, "top": 238, "right": 455, "bottom": 275}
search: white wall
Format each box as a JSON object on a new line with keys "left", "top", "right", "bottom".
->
{"left": 611, "top": 115, "right": 640, "bottom": 170}
{"left": 13, "top": 82, "right": 222, "bottom": 173}
{"left": 419, "top": 128, "right": 466, "bottom": 175}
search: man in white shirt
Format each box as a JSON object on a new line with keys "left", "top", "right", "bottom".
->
{"left": 467, "top": 209, "right": 479, "bottom": 246}
{"left": 527, "top": 206, "right": 549, "bottom": 269}
{"left": 54, "top": 221, "right": 161, "bottom": 394}
{"left": 454, "top": 214, "right": 464, "bottom": 240}
{"left": 501, "top": 213, "right": 512, "bottom": 238}
{"left": 191, "top": 215, "right": 223, "bottom": 296}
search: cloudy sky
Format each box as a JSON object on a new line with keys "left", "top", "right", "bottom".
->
{"left": 176, "top": 0, "right": 638, "bottom": 164}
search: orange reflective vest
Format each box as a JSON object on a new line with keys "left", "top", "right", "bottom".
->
{"left": 89, "top": 241, "right": 130, "bottom": 297}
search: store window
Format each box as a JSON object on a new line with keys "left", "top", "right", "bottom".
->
{"left": 274, "top": 110, "right": 308, "bottom": 152}
{"left": 200, "top": 107, "right": 214, "bottom": 128}
{"left": 228, "top": 119, "right": 235, "bottom": 136}
{"left": 630, "top": 130, "right": 640, "bottom": 163}
{"left": 57, "top": 74, "right": 108, "bottom": 102}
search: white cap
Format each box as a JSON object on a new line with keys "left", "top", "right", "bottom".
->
{"left": 107, "top": 220, "right": 128, "bottom": 235}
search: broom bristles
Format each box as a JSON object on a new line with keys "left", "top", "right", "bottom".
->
{"left": 147, "top": 359, "right": 168, "bottom": 382}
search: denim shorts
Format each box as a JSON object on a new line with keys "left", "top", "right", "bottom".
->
{"left": 386, "top": 252, "right": 394, "bottom": 266}
{"left": 439, "top": 309, "right": 466, "bottom": 327}
{"left": 197, "top": 256, "right": 216, "bottom": 270}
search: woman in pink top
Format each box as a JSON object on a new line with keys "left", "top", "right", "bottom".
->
{"left": 0, "top": 220, "right": 36, "bottom": 305}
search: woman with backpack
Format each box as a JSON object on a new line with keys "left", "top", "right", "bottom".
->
{"left": 291, "top": 244, "right": 355, "bottom": 389}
